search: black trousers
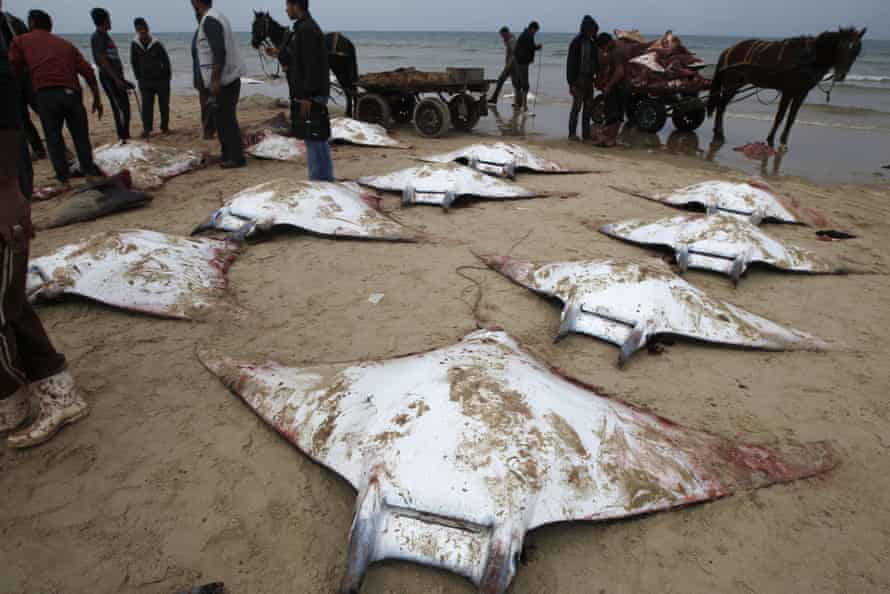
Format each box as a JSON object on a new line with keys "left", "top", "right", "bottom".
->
{"left": 0, "top": 224, "right": 66, "bottom": 400}
{"left": 490, "top": 62, "right": 517, "bottom": 101}
{"left": 197, "top": 84, "right": 216, "bottom": 138}
{"left": 214, "top": 79, "right": 244, "bottom": 165}
{"left": 101, "top": 75, "right": 131, "bottom": 141}
{"left": 17, "top": 133, "right": 32, "bottom": 200}
{"left": 139, "top": 82, "right": 171, "bottom": 134}
{"left": 569, "top": 78, "right": 595, "bottom": 138}
{"left": 605, "top": 84, "right": 629, "bottom": 125}
{"left": 34, "top": 87, "right": 100, "bottom": 184}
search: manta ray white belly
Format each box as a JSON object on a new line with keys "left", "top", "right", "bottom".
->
{"left": 194, "top": 180, "right": 416, "bottom": 241}
{"left": 420, "top": 142, "right": 586, "bottom": 177}
{"left": 88, "top": 141, "right": 205, "bottom": 190}
{"left": 246, "top": 133, "right": 307, "bottom": 161}
{"left": 601, "top": 213, "right": 847, "bottom": 284}
{"left": 331, "top": 117, "right": 408, "bottom": 148}
{"left": 358, "top": 163, "right": 538, "bottom": 210}
{"left": 27, "top": 230, "right": 238, "bottom": 319}
{"left": 198, "top": 329, "right": 835, "bottom": 594}
{"left": 481, "top": 256, "right": 828, "bottom": 366}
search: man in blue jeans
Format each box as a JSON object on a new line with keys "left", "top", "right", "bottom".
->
{"left": 271, "top": 0, "right": 333, "bottom": 181}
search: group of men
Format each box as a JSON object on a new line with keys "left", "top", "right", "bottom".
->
{"left": 490, "top": 17, "right": 630, "bottom": 147}
{"left": 0, "top": 0, "right": 334, "bottom": 452}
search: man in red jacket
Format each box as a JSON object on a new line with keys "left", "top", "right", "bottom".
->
{"left": 9, "top": 10, "right": 105, "bottom": 186}
{"left": 0, "top": 17, "right": 90, "bottom": 449}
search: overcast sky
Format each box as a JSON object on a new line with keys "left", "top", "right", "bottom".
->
{"left": 4, "top": 0, "right": 887, "bottom": 39}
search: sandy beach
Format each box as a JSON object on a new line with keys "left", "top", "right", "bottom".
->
{"left": 2, "top": 93, "right": 889, "bottom": 594}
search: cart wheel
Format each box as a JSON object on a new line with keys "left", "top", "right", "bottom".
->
{"left": 449, "top": 94, "right": 481, "bottom": 132}
{"left": 356, "top": 94, "right": 392, "bottom": 127}
{"left": 393, "top": 95, "right": 417, "bottom": 124}
{"left": 592, "top": 95, "right": 606, "bottom": 125}
{"left": 414, "top": 98, "right": 452, "bottom": 138}
{"left": 634, "top": 99, "right": 667, "bottom": 133}
{"left": 671, "top": 99, "right": 707, "bottom": 132}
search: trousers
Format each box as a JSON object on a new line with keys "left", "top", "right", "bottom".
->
{"left": 569, "top": 77, "right": 595, "bottom": 138}
{"left": 34, "top": 87, "right": 100, "bottom": 183}
{"left": 139, "top": 82, "right": 171, "bottom": 134}
{"left": 489, "top": 62, "right": 517, "bottom": 102}
{"left": 213, "top": 79, "right": 244, "bottom": 165}
{"left": 100, "top": 75, "right": 131, "bottom": 141}
{"left": 306, "top": 140, "right": 334, "bottom": 182}
{"left": 0, "top": 225, "right": 66, "bottom": 400}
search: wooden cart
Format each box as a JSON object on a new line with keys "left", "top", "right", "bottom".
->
{"left": 354, "top": 68, "right": 490, "bottom": 138}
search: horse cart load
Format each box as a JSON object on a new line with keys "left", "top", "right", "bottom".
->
{"left": 596, "top": 30, "right": 711, "bottom": 134}
{"left": 355, "top": 67, "right": 490, "bottom": 138}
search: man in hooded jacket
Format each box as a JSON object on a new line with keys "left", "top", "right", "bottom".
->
{"left": 566, "top": 15, "right": 598, "bottom": 140}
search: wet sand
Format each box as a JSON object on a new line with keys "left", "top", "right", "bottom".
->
{"left": 2, "top": 94, "right": 889, "bottom": 594}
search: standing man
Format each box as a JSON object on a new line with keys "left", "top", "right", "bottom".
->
{"left": 274, "top": 0, "right": 333, "bottom": 181}
{"left": 131, "top": 18, "right": 173, "bottom": 138}
{"left": 487, "top": 26, "right": 516, "bottom": 105}
{"left": 91, "top": 8, "right": 133, "bottom": 142}
{"left": 9, "top": 10, "right": 105, "bottom": 188}
{"left": 566, "top": 15, "right": 598, "bottom": 141}
{"left": 192, "top": 0, "right": 247, "bottom": 169}
{"left": 0, "top": 22, "right": 90, "bottom": 450}
{"left": 513, "top": 21, "right": 542, "bottom": 113}
{"left": 594, "top": 33, "right": 630, "bottom": 147}
{"left": 0, "top": 3, "right": 46, "bottom": 161}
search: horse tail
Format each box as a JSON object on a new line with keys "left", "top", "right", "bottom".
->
{"left": 707, "top": 49, "right": 729, "bottom": 117}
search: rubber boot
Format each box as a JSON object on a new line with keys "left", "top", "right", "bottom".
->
{"left": 0, "top": 387, "right": 29, "bottom": 433}
{"left": 7, "top": 371, "right": 89, "bottom": 449}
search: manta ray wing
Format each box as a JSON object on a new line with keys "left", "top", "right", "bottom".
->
{"left": 601, "top": 213, "right": 847, "bottom": 284}
{"left": 331, "top": 117, "right": 409, "bottom": 148}
{"left": 193, "top": 180, "right": 416, "bottom": 242}
{"left": 86, "top": 141, "right": 205, "bottom": 190}
{"left": 481, "top": 256, "right": 828, "bottom": 365}
{"left": 26, "top": 230, "right": 238, "bottom": 319}
{"left": 420, "top": 142, "right": 591, "bottom": 177}
{"left": 198, "top": 330, "right": 836, "bottom": 594}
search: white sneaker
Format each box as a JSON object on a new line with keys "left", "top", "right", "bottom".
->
{"left": 7, "top": 371, "right": 89, "bottom": 449}
{"left": 0, "top": 387, "right": 29, "bottom": 433}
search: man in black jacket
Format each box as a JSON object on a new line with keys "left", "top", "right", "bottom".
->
{"left": 513, "top": 21, "right": 541, "bottom": 113}
{"left": 274, "top": 0, "right": 333, "bottom": 181}
{"left": 566, "top": 15, "right": 598, "bottom": 141}
{"left": 131, "top": 18, "right": 172, "bottom": 138}
{"left": 0, "top": 3, "right": 46, "bottom": 161}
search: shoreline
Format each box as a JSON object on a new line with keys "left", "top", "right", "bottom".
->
{"left": 3, "top": 94, "right": 889, "bottom": 594}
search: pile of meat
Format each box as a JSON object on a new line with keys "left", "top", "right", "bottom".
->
{"left": 615, "top": 30, "right": 711, "bottom": 94}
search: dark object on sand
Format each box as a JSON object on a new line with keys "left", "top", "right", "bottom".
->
{"left": 36, "top": 172, "right": 151, "bottom": 230}
{"left": 178, "top": 583, "right": 224, "bottom": 594}
{"left": 734, "top": 142, "right": 777, "bottom": 161}
{"left": 883, "top": 164, "right": 890, "bottom": 169}
{"left": 817, "top": 230, "right": 858, "bottom": 241}
{"left": 708, "top": 28, "right": 867, "bottom": 148}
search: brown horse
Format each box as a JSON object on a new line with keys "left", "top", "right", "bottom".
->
{"left": 708, "top": 27, "right": 866, "bottom": 149}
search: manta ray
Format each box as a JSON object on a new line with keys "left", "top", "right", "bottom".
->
{"left": 357, "top": 163, "right": 541, "bottom": 211}
{"left": 610, "top": 180, "right": 831, "bottom": 227}
{"left": 192, "top": 180, "right": 417, "bottom": 242}
{"left": 36, "top": 172, "right": 151, "bottom": 230}
{"left": 600, "top": 213, "right": 848, "bottom": 284}
{"left": 480, "top": 256, "right": 828, "bottom": 366}
{"left": 198, "top": 329, "right": 836, "bottom": 594}
{"left": 79, "top": 141, "right": 205, "bottom": 191}
{"left": 419, "top": 142, "right": 592, "bottom": 178}
{"left": 245, "top": 117, "right": 408, "bottom": 161}
{"left": 27, "top": 230, "right": 238, "bottom": 319}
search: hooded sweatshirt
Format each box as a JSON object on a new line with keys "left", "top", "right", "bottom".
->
{"left": 131, "top": 36, "right": 172, "bottom": 86}
{"left": 567, "top": 15, "right": 598, "bottom": 84}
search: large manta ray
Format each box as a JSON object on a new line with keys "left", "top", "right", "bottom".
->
{"left": 419, "top": 142, "right": 593, "bottom": 178}
{"left": 480, "top": 256, "right": 828, "bottom": 366}
{"left": 27, "top": 230, "right": 238, "bottom": 319}
{"left": 357, "top": 163, "right": 540, "bottom": 211}
{"left": 192, "top": 180, "right": 417, "bottom": 242}
{"left": 198, "top": 329, "right": 836, "bottom": 594}
{"left": 600, "top": 213, "right": 848, "bottom": 285}
{"left": 610, "top": 180, "right": 830, "bottom": 227}
{"left": 79, "top": 141, "right": 205, "bottom": 190}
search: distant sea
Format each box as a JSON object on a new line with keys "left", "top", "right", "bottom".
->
{"left": 62, "top": 31, "right": 890, "bottom": 183}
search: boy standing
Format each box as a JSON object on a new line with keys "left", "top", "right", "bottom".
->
{"left": 131, "top": 18, "right": 172, "bottom": 138}
{"left": 91, "top": 7, "right": 133, "bottom": 142}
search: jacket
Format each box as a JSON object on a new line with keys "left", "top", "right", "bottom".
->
{"left": 280, "top": 15, "right": 330, "bottom": 100}
{"left": 131, "top": 38, "right": 171, "bottom": 86}
{"left": 9, "top": 30, "right": 98, "bottom": 92}
{"left": 195, "top": 8, "right": 246, "bottom": 87}
{"left": 514, "top": 29, "right": 538, "bottom": 66}
{"left": 567, "top": 17, "right": 598, "bottom": 84}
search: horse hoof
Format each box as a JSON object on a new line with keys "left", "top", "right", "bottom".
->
{"left": 778, "top": 144, "right": 789, "bottom": 154}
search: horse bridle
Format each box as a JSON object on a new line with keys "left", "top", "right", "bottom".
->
{"left": 254, "top": 14, "right": 281, "bottom": 80}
